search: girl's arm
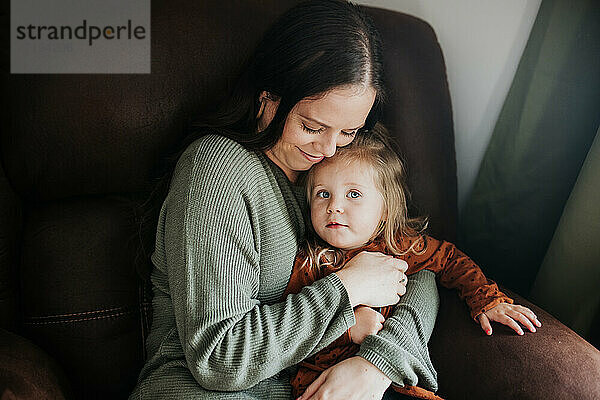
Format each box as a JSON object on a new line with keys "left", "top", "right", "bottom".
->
{"left": 408, "top": 236, "right": 540, "bottom": 334}
{"left": 406, "top": 236, "right": 512, "bottom": 319}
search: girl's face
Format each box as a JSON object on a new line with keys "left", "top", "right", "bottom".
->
{"left": 262, "top": 85, "right": 376, "bottom": 182}
{"left": 310, "top": 158, "right": 385, "bottom": 251}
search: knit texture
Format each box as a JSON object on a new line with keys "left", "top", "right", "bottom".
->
{"left": 129, "top": 134, "right": 439, "bottom": 399}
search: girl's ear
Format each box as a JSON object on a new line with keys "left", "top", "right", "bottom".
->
{"left": 257, "top": 91, "right": 281, "bottom": 132}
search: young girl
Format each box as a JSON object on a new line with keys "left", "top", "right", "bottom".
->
{"left": 285, "top": 123, "right": 541, "bottom": 400}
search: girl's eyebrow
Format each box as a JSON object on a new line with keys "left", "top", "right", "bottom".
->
{"left": 345, "top": 183, "right": 368, "bottom": 188}
{"left": 313, "top": 182, "right": 369, "bottom": 190}
{"left": 300, "top": 115, "right": 365, "bottom": 131}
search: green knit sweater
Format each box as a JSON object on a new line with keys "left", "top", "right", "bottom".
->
{"left": 130, "top": 134, "right": 439, "bottom": 399}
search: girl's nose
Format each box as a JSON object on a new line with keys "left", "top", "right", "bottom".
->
{"left": 326, "top": 199, "right": 344, "bottom": 214}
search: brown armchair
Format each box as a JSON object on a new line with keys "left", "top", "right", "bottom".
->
{"left": 1, "top": 1, "right": 599, "bottom": 399}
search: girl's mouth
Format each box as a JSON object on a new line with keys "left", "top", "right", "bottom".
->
{"left": 326, "top": 222, "right": 348, "bottom": 229}
{"left": 297, "top": 147, "right": 324, "bottom": 162}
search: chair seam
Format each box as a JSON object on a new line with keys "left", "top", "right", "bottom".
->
{"left": 23, "top": 310, "right": 134, "bottom": 325}
{"left": 23, "top": 306, "right": 126, "bottom": 319}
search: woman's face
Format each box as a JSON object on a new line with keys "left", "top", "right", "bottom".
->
{"left": 261, "top": 85, "right": 377, "bottom": 182}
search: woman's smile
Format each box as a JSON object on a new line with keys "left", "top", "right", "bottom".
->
{"left": 297, "top": 146, "right": 325, "bottom": 162}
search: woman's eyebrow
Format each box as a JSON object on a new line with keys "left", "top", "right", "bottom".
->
{"left": 301, "top": 115, "right": 364, "bottom": 131}
{"left": 301, "top": 115, "right": 331, "bottom": 128}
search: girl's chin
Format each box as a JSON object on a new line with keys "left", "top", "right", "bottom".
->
{"left": 319, "top": 231, "right": 368, "bottom": 250}
{"left": 327, "top": 239, "right": 362, "bottom": 251}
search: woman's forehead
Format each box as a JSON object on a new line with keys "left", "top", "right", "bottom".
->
{"left": 293, "top": 86, "right": 376, "bottom": 129}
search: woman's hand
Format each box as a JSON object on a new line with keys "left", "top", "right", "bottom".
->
{"left": 297, "top": 356, "right": 391, "bottom": 400}
{"left": 477, "top": 303, "right": 542, "bottom": 335}
{"left": 336, "top": 251, "right": 408, "bottom": 307}
{"left": 349, "top": 306, "right": 385, "bottom": 344}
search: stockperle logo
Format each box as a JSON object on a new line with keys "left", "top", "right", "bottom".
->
{"left": 11, "top": 0, "right": 150, "bottom": 73}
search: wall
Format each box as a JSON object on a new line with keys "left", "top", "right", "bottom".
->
{"left": 356, "top": 0, "right": 542, "bottom": 212}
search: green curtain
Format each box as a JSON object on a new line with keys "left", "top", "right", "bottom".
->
{"left": 530, "top": 128, "right": 600, "bottom": 345}
{"left": 459, "top": 0, "right": 600, "bottom": 343}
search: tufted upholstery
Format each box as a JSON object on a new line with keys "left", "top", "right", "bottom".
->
{"left": 1, "top": 1, "right": 599, "bottom": 399}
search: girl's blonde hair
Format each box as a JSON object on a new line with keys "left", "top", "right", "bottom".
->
{"left": 303, "top": 122, "right": 428, "bottom": 272}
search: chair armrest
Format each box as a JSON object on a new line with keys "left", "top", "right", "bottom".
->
{"left": 0, "top": 328, "right": 72, "bottom": 400}
{"left": 429, "top": 287, "right": 600, "bottom": 399}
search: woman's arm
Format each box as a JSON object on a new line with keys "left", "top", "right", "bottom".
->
{"left": 356, "top": 269, "right": 439, "bottom": 391}
{"left": 299, "top": 270, "right": 440, "bottom": 400}
{"left": 162, "top": 138, "right": 356, "bottom": 391}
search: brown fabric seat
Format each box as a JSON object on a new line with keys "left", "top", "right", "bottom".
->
{"left": 1, "top": 1, "right": 599, "bottom": 399}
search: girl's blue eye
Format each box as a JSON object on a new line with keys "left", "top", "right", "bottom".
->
{"left": 302, "top": 123, "right": 324, "bottom": 134}
{"left": 347, "top": 190, "right": 361, "bottom": 199}
{"left": 316, "top": 191, "right": 330, "bottom": 199}
{"left": 341, "top": 130, "right": 358, "bottom": 137}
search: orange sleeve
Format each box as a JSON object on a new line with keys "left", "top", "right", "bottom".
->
{"left": 329, "top": 330, "right": 353, "bottom": 347}
{"left": 392, "top": 384, "right": 445, "bottom": 400}
{"left": 283, "top": 254, "right": 322, "bottom": 296}
{"left": 402, "top": 235, "right": 513, "bottom": 320}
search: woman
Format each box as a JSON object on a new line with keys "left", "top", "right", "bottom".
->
{"left": 130, "top": 1, "right": 439, "bottom": 399}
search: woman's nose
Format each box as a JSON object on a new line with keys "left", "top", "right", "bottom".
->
{"left": 314, "top": 132, "right": 337, "bottom": 157}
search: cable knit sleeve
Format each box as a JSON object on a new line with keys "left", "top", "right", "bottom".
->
{"left": 356, "top": 269, "right": 440, "bottom": 392}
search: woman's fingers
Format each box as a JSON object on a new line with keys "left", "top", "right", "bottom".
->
{"left": 339, "top": 252, "right": 410, "bottom": 307}
{"left": 297, "top": 369, "right": 328, "bottom": 400}
{"left": 397, "top": 265, "right": 408, "bottom": 296}
{"left": 397, "top": 277, "right": 407, "bottom": 296}
{"left": 478, "top": 313, "right": 493, "bottom": 335}
{"left": 398, "top": 272, "right": 407, "bottom": 285}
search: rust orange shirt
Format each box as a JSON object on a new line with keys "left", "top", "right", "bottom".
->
{"left": 284, "top": 235, "right": 512, "bottom": 399}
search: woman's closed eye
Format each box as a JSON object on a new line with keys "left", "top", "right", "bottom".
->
{"left": 302, "top": 123, "right": 357, "bottom": 137}
{"left": 302, "top": 123, "right": 325, "bottom": 134}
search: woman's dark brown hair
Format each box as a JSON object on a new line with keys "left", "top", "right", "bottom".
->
{"left": 135, "top": 0, "right": 386, "bottom": 281}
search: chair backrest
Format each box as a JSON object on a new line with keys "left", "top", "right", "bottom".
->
{"left": 0, "top": 0, "right": 456, "bottom": 397}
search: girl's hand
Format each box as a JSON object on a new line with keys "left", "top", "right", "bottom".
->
{"left": 336, "top": 251, "right": 408, "bottom": 308}
{"left": 477, "top": 303, "right": 542, "bottom": 335}
{"left": 349, "top": 306, "right": 385, "bottom": 344}
{"left": 297, "top": 356, "right": 391, "bottom": 400}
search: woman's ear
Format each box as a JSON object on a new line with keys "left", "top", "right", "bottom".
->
{"left": 257, "top": 91, "right": 280, "bottom": 132}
